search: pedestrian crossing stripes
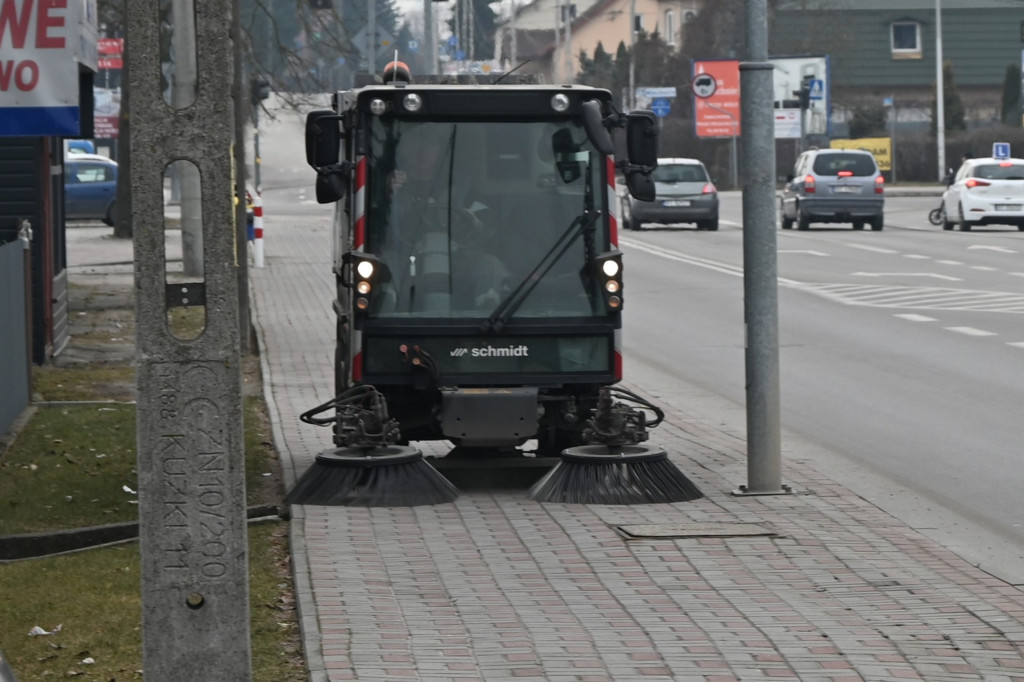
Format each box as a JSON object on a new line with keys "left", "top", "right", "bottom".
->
{"left": 794, "top": 283, "right": 1024, "bottom": 313}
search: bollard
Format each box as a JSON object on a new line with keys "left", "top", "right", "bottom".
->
{"left": 253, "top": 193, "right": 264, "bottom": 268}
{"left": 127, "top": 2, "right": 252, "bottom": 679}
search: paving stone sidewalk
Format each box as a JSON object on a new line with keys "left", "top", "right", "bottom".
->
{"left": 249, "top": 203, "right": 1024, "bottom": 682}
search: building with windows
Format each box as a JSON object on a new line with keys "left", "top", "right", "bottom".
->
{"left": 771, "top": 0, "right": 1024, "bottom": 131}
{"left": 495, "top": 0, "right": 704, "bottom": 83}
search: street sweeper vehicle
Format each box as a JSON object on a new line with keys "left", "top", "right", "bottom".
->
{"left": 289, "top": 64, "right": 703, "bottom": 506}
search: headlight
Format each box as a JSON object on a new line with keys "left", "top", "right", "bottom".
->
{"left": 369, "top": 98, "right": 387, "bottom": 115}
{"left": 403, "top": 93, "right": 423, "bottom": 112}
{"left": 344, "top": 252, "right": 384, "bottom": 315}
{"left": 551, "top": 93, "right": 570, "bottom": 112}
{"left": 594, "top": 251, "right": 623, "bottom": 313}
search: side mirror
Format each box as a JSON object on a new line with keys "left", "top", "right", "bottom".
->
{"left": 625, "top": 110, "right": 658, "bottom": 168}
{"left": 581, "top": 100, "right": 614, "bottom": 156}
{"left": 305, "top": 110, "right": 341, "bottom": 168}
{"left": 316, "top": 170, "right": 347, "bottom": 204}
{"left": 626, "top": 170, "right": 655, "bottom": 202}
{"left": 552, "top": 128, "right": 583, "bottom": 183}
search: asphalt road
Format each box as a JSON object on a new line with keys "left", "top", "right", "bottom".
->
{"left": 620, "top": 193, "right": 1024, "bottom": 581}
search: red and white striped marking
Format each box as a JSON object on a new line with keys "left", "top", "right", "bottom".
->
{"left": 351, "top": 157, "right": 367, "bottom": 380}
{"left": 253, "top": 192, "right": 265, "bottom": 268}
{"left": 606, "top": 156, "right": 622, "bottom": 379}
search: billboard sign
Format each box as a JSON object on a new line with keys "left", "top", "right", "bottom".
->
{"left": 0, "top": 0, "right": 97, "bottom": 136}
{"left": 770, "top": 55, "right": 829, "bottom": 137}
{"left": 774, "top": 109, "right": 801, "bottom": 139}
{"left": 94, "top": 37, "right": 122, "bottom": 138}
{"left": 691, "top": 59, "right": 740, "bottom": 138}
{"left": 830, "top": 137, "right": 891, "bottom": 172}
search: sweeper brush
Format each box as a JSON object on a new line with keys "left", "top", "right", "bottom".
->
{"left": 284, "top": 446, "right": 459, "bottom": 507}
{"left": 529, "top": 387, "right": 703, "bottom": 504}
{"left": 284, "top": 386, "right": 458, "bottom": 507}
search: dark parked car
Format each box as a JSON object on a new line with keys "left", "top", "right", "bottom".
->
{"left": 780, "top": 148, "right": 885, "bottom": 231}
{"left": 621, "top": 157, "right": 719, "bottom": 231}
{"left": 64, "top": 153, "right": 118, "bottom": 226}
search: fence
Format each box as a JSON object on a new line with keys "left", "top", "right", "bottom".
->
{"left": 0, "top": 239, "right": 31, "bottom": 439}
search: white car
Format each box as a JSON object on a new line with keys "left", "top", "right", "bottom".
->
{"left": 942, "top": 157, "right": 1024, "bottom": 231}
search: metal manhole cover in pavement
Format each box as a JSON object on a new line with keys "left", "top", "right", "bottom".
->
{"left": 614, "top": 523, "right": 778, "bottom": 539}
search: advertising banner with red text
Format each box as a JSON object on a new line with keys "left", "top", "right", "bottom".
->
{"left": 94, "top": 36, "right": 121, "bottom": 138}
{"left": 1, "top": 0, "right": 95, "bottom": 136}
{"left": 692, "top": 59, "right": 741, "bottom": 139}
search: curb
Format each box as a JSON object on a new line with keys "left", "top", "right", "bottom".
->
{"left": 0, "top": 504, "right": 285, "bottom": 562}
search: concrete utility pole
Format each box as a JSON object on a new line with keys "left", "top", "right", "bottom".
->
{"left": 128, "top": 0, "right": 252, "bottom": 678}
{"left": 171, "top": 0, "right": 204, "bottom": 277}
{"left": 736, "top": 0, "right": 787, "bottom": 496}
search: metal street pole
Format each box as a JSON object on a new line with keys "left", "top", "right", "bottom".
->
{"left": 736, "top": 0, "right": 787, "bottom": 495}
{"left": 368, "top": 0, "right": 376, "bottom": 73}
{"left": 171, "top": 0, "right": 203, "bottom": 278}
{"left": 936, "top": 0, "right": 946, "bottom": 181}
{"left": 424, "top": 0, "right": 436, "bottom": 74}
{"left": 628, "top": 0, "right": 635, "bottom": 109}
{"left": 890, "top": 98, "right": 898, "bottom": 185}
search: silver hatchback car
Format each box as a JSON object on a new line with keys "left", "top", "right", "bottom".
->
{"left": 780, "top": 148, "right": 885, "bottom": 231}
{"left": 621, "top": 157, "right": 719, "bottom": 231}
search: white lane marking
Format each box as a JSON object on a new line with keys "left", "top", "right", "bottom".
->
{"left": 852, "top": 272, "right": 963, "bottom": 281}
{"left": 620, "top": 239, "right": 1024, "bottom": 314}
{"left": 1011, "top": 272, "right": 1024, "bottom": 278}
{"left": 1008, "top": 342, "right": 1024, "bottom": 349}
{"left": 945, "top": 327, "right": 997, "bottom": 337}
{"left": 937, "top": 260, "right": 963, "bottom": 265}
{"left": 903, "top": 254, "right": 931, "bottom": 259}
{"left": 969, "top": 245, "right": 1017, "bottom": 253}
{"left": 779, "top": 250, "right": 830, "bottom": 256}
{"left": 970, "top": 266, "right": 998, "bottom": 271}
{"left": 895, "top": 314, "right": 937, "bottom": 322}
{"left": 845, "top": 243, "right": 899, "bottom": 254}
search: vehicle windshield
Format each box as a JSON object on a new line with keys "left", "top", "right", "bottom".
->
{"left": 973, "top": 163, "right": 1024, "bottom": 180}
{"left": 813, "top": 153, "right": 877, "bottom": 176}
{"left": 653, "top": 163, "right": 707, "bottom": 183}
{"left": 365, "top": 119, "right": 608, "bottom": 320}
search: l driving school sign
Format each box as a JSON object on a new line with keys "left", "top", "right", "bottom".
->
{"left": 1, "top": 0, "right": 97, "bottom": 136}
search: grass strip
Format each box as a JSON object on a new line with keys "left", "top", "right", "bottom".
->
{"left": 0, "top": 522, "right": 304, "bottom": 681}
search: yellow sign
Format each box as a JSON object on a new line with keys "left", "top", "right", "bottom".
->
{"left": 830, "top": 137, "right": 892, "bottom": 172}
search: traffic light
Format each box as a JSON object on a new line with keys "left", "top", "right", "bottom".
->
{"left": 793, "top": 74, "right": 814, "bottom": 110}
{"left": 250, "top": 76, "right": 270, "bottom": 106}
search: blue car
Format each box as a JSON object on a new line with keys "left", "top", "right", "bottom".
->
{"left": 65, "top": 154, "right": 118, "bottom": 226}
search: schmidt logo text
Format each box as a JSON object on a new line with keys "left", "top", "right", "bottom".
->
{"left": 451, "top": 345, "right": 529, "bottom": 358}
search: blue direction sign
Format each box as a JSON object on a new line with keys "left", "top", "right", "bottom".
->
{"left": 993, "top": 142, "right": 1011, "bottom": 159}
{"left": 651, "top": 97, "right": 671, "bottom": 118}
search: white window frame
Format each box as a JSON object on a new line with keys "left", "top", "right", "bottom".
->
{"left": 664, "top": 10, "right": 675, "bottom": 46}
{"left": 890, "top": 21, "right": 922, "bottom": 58}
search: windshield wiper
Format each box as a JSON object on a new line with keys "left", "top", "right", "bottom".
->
{"left": 482, "top": 208, "right": 600, "bottom": 333}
